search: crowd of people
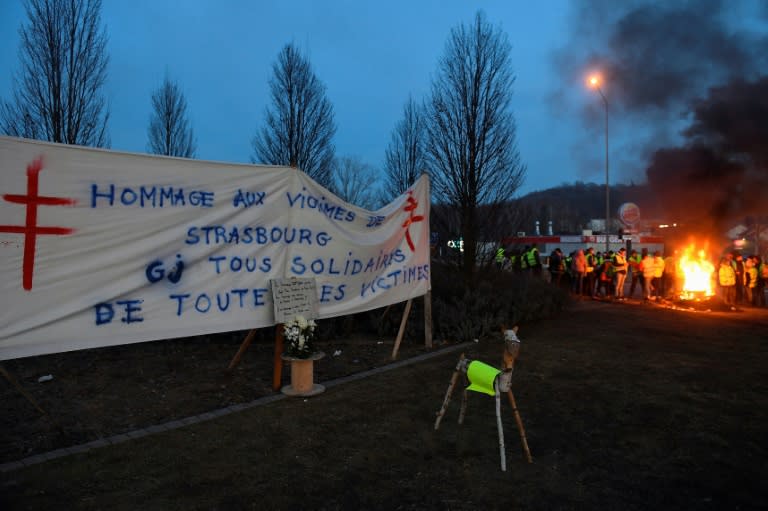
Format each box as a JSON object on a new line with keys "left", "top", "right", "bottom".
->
{"left": 495, "top": 243, "right": 768, "bottom": 309}
{"left": 716, "top": 252, "right": 767, "bottom": 310}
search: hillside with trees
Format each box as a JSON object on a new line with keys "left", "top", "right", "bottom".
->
{"left": 511, "top": 181, "right": 664, "bottom": 235}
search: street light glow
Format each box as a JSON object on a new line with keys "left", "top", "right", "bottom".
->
{"left": 586, "top": 73, "right": 610, "bottom": 252}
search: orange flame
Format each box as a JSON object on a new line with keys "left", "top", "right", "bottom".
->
{"left": 678, "top": 244, "right": 715, "bottom": 299}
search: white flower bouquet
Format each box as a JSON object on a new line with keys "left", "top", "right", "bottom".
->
{"left": 284, "top": 315, "right": 318, "bottom": 358}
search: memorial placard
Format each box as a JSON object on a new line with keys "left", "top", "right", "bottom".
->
{"left": 271, "top": 278, "right": 317, "bottom": 323}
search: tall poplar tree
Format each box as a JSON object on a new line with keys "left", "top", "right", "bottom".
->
{"left": 383, "top": 96, "right": 426, "bottom": 201}
{"left": 425, "top": 11, "right": 526, "bottom": 281}
{"left": 0, "top": 0, "right": 110, "bottom": 147}
{"left": 147, "top": 75, "right": 197, "bottom": 158}
{"left": 252, "top": 43, "right": 336, "bottom": 187}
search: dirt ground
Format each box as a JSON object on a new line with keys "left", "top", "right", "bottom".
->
{"left": 2, "top": 297, "right": 767, "bottom": 510}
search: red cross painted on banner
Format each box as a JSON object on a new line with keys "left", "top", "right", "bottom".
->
{"left": 401, "top": 191, "right": 425, "bottom": 252}
{"left": 0, "top": 157, "right": 77, "bottom": 290}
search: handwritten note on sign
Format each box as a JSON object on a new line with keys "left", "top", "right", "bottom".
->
{"left": 271, "top": 278, "right": 318, "bottom": 323}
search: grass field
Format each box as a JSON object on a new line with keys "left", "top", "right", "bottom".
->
{"left": 2, "top": 299, "right": 767, "bottom": 510}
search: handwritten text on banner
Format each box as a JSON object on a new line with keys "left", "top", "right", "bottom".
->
{"left": 0, "top": 136, "right": 430, "bottom": 360}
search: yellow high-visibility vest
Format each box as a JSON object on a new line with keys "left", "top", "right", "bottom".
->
{"left": 526, "top": 248, "right": 538, "bottom": 266}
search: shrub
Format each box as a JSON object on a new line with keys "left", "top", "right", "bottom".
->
{"left": 272, "top": 261, "right": 569, "bottom": 345}
{"left": 430, "top": 262, "right": 569, "bottom": 343}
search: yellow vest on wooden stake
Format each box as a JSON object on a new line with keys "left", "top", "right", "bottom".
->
{"left": 466, "top": 361, "right": 501, "bottom": 396}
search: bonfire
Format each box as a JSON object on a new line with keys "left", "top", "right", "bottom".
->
{"left": 677, "top": 244, "right": 715, "bottom": 301}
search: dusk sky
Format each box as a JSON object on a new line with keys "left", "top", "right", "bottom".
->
{"left": 1, "top": 0, "right": 766, "bottom": 197}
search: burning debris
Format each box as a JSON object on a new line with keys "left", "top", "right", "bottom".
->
{"left": 665, "top": 242, "right": 736, "bottom": 312}
{"left": 678, "top": 244, "right": 715, "bottom": 301}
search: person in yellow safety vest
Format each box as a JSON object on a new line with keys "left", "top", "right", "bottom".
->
{"left": 613, "top": 247, "right": 628, "bottom": 300}
{"left": 651, "top": 251, "right": 665, "bottom": 300}
{"left": 584, "top": 247, "right": 597, "bottom": 297}
{"left": 597, "top": 252, "right": 614, "bottom": 298}
{"left": 640, "top": 251, "right": 656, "bottom": 301}
{"left": 527, "top": 243, "right": 542, "bottom": 277}
{"left": 520, "top": 245, "right": 530, "bottom": 271}
{"left": 731, "top": 252, "right": 745, "bottom": 304}
{"left": 745, "top": 255, "right": 758, "bottom": 306}
{"left": 718, "top": 256, "right": 737, "bottom": 310}
{"left": 509, "top": 249, "right": 523, "bottom": 273}
{"left": 758, "top": 256, "right": 768, "bottom": 307}
{"left": 606, "top": 250, "right": 616, "bottom": 295}
{"left": 548, "top": 247, "right": 565, "bottom": 288}
{"left": 627, "top": 249, "right": 643, "bottom": 298}
{"left": 563, "top": 250, "right": 573, "bottom": 290}
{"left": 495, "top": 246, "right": 506, "bottom": 270}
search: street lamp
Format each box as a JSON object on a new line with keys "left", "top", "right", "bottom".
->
{"left": 588, "top": 74, "right": 610, "bottom": 252}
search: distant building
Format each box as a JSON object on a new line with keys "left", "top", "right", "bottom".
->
{"left": 500, "top": 234, "right": 665, "bottom": 259}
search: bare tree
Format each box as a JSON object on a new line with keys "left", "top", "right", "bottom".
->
{"left": 252, "top": 43, "right": 336, "bottom": 187}
{"left": 383, "top": 96, "right": 426, "bottom": 201}
{"left": 0, "top": 0, "right": 110, "bottom": 147}
{"left": 425, "top": 11, "right": 526, "bottom": 281}
{"left": 330, "top": 156, "right": 380, "bottom": 210}
{"left": 147, "top": 74, "right": 196, "bottom": 158}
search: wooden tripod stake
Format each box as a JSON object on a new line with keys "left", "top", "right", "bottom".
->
{"left": 434, "top": 327, "right": 533, "bottom": 471}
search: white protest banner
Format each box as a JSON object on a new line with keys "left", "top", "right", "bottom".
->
{"left": 0, "top": 136, "right": 430, "bottom": 360}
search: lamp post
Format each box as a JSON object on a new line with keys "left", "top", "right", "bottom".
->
{"left": 588, "top": 74, "right": 610, "bottom": 252}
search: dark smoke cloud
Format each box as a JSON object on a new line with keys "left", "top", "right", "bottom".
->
{"left": 608, "top": 4, "right": 757, "bottom": 110}
{"left": 686, "top": 77, "right": 768, "bottom": 163}
{"left": 553, "top": 0, "right": 768, "bottom": 232}
{"left": 646, "top": 146, "right": 754, "bottom": 233}
{"left": 557, "top": 0, "right": 767, "bottom": 116}
{"left": 647, "top": 77, "right": 768, "bottom": 229}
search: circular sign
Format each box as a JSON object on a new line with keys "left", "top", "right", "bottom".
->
{"left": 618, "top": 202, "right": 641, "bottom": 226}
